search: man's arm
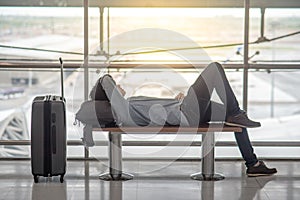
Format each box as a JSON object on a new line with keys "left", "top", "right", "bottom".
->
{"left": 101, "top": 75, "right": 136, "bottom": 126}
{"left": 175, "top": 92, "right": 185, "bottom": 102}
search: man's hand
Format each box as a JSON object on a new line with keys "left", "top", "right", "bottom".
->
{"left": 117, "top": 84, "right": 126, "bottom": 96}
{"left": 175, "top": 92, "right": 185, "bottom": 101}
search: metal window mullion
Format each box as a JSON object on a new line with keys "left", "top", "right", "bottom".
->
{"left": 243, "top": 0, "right": 250, "bottom": 112}
{"left": 84, "top": 0, "right": 89, "bottom": 159}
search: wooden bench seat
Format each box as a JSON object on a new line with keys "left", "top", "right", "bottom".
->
{"left": 93, "top": 124, "right": 242, "bottom": 181}
{"left": 95, "top": 124, "right": 242, "bottom": 133}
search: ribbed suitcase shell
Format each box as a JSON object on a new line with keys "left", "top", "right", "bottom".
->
{"left": 31, "top": 95, "right": 66, "bottom": 183}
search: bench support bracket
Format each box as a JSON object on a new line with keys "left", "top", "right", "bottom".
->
{"left": 190, "top": 132, "right": 225, "bottom": 181}
{"left": 99, "top": 132, "right": 133, "bottom": 181}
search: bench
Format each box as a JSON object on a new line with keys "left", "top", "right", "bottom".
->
{"left": 93, "top": 124, "right": 242, "bottom": 181}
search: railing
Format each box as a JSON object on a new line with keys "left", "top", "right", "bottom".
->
{"left": 1, "top": 62, "right": 300, "bottom": 70}
{"left": 1, "top": 140, "right": 300, "bottom": 147}
{"left": 1, "top": 140, "right": 300, "bottom": 160}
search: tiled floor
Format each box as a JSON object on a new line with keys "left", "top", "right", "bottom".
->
{"left": 0, "top": 160, "right": 299, "bottom": 200}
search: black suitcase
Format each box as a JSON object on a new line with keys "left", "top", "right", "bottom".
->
{"left": 31, "top": 58, "right": 66, "bottom": 183}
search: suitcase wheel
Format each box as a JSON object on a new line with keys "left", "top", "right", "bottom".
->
{"left": 34, "top": 175, "right": 39, "bottom": 183}
{"left": 60, "top": 175, "right": 64, "bottom": 183}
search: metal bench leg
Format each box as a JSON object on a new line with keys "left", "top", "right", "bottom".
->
{"left": 99, "top": 132, "right": 133, "bottom": 181}
{"left": 191, "top": 132, "right": 225, "bottom": 181}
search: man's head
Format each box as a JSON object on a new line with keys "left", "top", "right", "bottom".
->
{"left": 90, "top": 74, "right": 111, "bottom": 101}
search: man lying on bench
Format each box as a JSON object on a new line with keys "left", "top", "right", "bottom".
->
{"left": 89, "top": 62, "right": 277, "bottom": 177}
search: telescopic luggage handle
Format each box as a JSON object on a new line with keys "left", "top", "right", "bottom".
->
{"left": 59, "top": 57, "right": 64, "bottom": 100}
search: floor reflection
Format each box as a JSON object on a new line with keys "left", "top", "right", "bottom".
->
{"left": 201, "top": 181, "right": 215, "bottom": 200}
{"left": 85, "top": 161, "right": 90, "bottom": 200}
{"left": 32, "top": 180, "right": 67, "bottom": 200}
{"left": 109, "top": 181, "right": 123, "bottom": 200}
{"left": 239, "top": 176, "right": 277, "bottom": 200}
{"left": 6, "top": 161, "right": 289, "bottom": 200}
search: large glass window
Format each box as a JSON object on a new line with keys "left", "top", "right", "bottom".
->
{"left": 0, "top": 6, "right": 299, "bottom": 158}
{"left": 249, "top": 8, "right": 300, "bottom": 64}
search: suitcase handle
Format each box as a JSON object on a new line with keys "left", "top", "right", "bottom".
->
{"left": 59, "top": 57, "right": 64, "bottom": 100}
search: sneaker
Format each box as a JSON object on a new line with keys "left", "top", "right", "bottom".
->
{"left": 246, "top": 161, "right": 277, "bottom": 177}
{"left": 225, "top": 110, "right": 261, "bottom": 128}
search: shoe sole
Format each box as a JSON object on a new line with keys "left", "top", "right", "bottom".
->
{"left": 247, "top": 173, "right": 276, "bottom": 177}
{"left": 225, "top": 122, "right": 260, "bottom": 128}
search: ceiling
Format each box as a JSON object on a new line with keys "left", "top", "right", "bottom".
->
{"left": 0, "top": 0, "right": 300, "bottom": 8}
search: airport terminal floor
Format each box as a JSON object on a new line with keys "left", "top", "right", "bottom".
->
{"left": 0, "top": 160, "right": 299, "bottom": 200}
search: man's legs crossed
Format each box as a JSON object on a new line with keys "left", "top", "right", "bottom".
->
{"left": 204, "top": 102, "right": 276, "bottom": 176}
{"left": 182, "top": 62, "right": 260, "bottom": 128}
{"left": 181, "top": 62, "right": 240, "bottom": 126}
{"left": 197, "top": 62, "right": 240, "bottom": 116}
